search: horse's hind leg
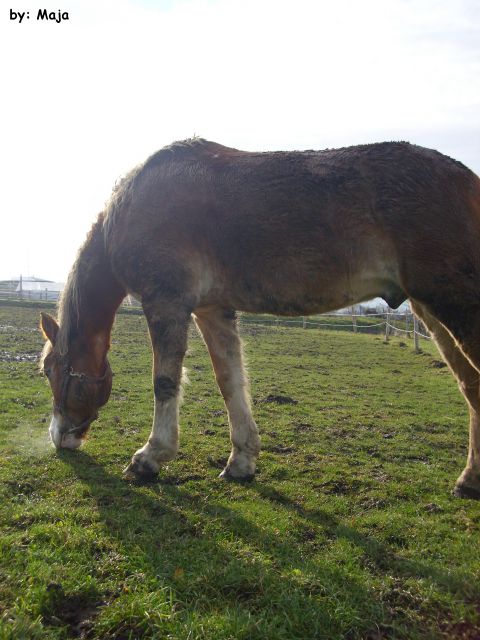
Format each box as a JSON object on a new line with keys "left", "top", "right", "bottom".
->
{"left": 411, "top": 301, "right": 480, "bottom": 498}
{"left": 123, "top": 301, "right": 191, "bottom": 480}
{"left": 194, "top": 307, "right": 261, "bottom": 480}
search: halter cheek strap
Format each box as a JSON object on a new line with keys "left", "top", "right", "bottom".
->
{"left": 55, "top": 362, "right": 111, "bottom": 435}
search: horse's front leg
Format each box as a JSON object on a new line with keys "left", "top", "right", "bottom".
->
{"left": 194, "top": 307, "right": 261, "bottom": 480}
{"left": 124, "top": 304, "right": 190, "bottom": 480}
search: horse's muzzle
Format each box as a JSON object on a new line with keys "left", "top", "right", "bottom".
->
{"left": 49, "top": 413, "right": 89, "bottom": 449}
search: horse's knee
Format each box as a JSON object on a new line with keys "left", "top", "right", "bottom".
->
{"left": 154, "top": 375, "right": 178, "bottom": 401}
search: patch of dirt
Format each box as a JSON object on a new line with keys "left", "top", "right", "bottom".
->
{"left": 439, "top": 620, "right": 480, "bottom": 639}
{"left": 424, "top": 502, "right": 443, "bottom": 513}
{"left": 263, "top": 445, "right": 295, "bottom": 455}
{"left": 0, "top": 350, "right": 39, "bottom": 362}
{"left": 360, "top": 627, "right": 394, "bottom": 639}
{"left": 359, "top": 497, "right": 387, "bottom": 510}
{"left": 160, "top": 474, "right": 203, "bottom": 485}
{"left": 293, "top": 422, "right": 314, "bottom": 432}
{"left": 207, "top": 456, "right": 228, "bottom": 469}
{"left": 3, "top": 480, "right": 36, "bottom": 494}
{"left": 431, "top": 359, "right": 448, "bottom": 368}
{"left": 315, "top": 479, "right": 361, "bottom": 495}
{"left": 42, "top": 583, "right": 105, "bottom": 638}
{"left": 261, "top": 432, "right": 276, "bottom": 440}
{"left": 296, "top": 526, "right": 317, "bottom": 542}
{"left": 259, "top": 394, "right": 298, "bottom": 405}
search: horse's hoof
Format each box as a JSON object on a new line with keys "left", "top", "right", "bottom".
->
{"left": 123, "top": 459, "right": 159, "bottom": 482}
{"left": 453, "top": 483, "right": 480, "bottom": 499}
{"left": 219, "top": 467, "right": 255, "bottom": 482}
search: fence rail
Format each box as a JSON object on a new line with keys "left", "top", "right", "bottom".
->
{"left": 0, "top": 289, "right": 142, "bottom": 306}
{"left": 0, "top": 288, "right": 60, "bottom": 302}
{"left": 240, "top": 310, "right": 430, "bottom": 352}
{"left": 0, "top": 291, "right": 430, "bottom": 352}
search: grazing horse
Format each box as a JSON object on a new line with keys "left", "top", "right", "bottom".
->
{"left": 40, "top": 138, "right": 480, "bottom": 498}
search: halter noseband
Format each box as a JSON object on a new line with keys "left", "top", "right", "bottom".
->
{"left": 55, "top": 362, "right": 111, "bottom": 435}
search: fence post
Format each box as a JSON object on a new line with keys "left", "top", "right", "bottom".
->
{"left": 405, "top": 312, "right": 410, "bottom": 335}
{"left": 352, "top": 310, "right": 357, "bottom": 333}
{"left": 302, "top": 316, "right": 306, "bottom": 329}
{"left": 413, "top": 316, "right": 420, "bottom": 353}
{"left": 385, "top": 309, "right": 390, "bottom": 342}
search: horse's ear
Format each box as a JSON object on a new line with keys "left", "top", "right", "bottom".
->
{"left": 40, "top": 312, "right": 59, "bottom": 345}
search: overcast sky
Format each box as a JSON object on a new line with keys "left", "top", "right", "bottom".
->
{"left": 1, "top": 0, "right": 479, "bottom": 282}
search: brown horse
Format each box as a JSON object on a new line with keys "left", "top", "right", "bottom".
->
{"left": 40, "top": 138, "right": 480, "bottom": 498}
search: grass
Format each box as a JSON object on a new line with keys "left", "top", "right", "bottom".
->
{"left": 1, "top": 303, "right": 480, "bottom": 639}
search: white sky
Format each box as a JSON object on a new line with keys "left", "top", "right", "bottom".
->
{"left": 1, "top": 0, "right": 479, "bottom": 282}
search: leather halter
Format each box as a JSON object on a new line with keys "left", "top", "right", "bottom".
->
{"left": 55, "top": 362, "right": 111, "bottom": 435}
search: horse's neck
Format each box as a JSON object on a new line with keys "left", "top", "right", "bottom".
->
{"left": 60, "top": 215, "right": 126, "bottom": 367}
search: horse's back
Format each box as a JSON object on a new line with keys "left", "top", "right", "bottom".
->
{"left": 109, "top": 138, "right": 478, "bottom": 232}
{"left": 104, "top": 139, "right": 480, "bottom": 313}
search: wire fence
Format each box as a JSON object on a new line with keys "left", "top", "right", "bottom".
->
{"left": 0, "top": 290, "right": 431, "bottom": 354}
{"left": 0, "top": 288, "right": 61, "bottom": 302}
{"left": 239, "top": 310, "right": 430, "bottom": 352}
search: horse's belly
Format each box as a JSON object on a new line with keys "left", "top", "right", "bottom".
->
{"left": 224, "top": 251, "right": 404, "bottom": 315}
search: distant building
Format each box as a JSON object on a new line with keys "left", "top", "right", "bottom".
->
{"left": 334, "top": 297, "right": 411, "bottom": 315}
{"left": 0, "top": 276, "right": 64, "bottom": 301}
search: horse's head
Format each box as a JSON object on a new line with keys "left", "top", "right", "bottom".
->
{"left": 40, "top": 312, "right": 113, "bottom": 449}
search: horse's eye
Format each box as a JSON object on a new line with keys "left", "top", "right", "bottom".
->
{"left": 44, "top": 368, "right": 52, "bottom": 378}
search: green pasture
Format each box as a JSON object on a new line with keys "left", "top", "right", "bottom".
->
{"left": 1, "top": 303, "right": 479, "bottom": 639}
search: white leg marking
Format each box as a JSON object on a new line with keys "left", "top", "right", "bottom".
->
{"left": 194, "top": 310, "right": 261, "bottom": 479}
{"left": 222, "top": 384, "right": 261, "bottom": 479}
{"left": 125, "top": 395, "right": 181, "bottom": 478}
{"left": 146, "top": 395, "right": 181, "bottom": 462}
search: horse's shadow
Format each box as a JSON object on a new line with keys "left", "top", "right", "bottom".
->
{"left": 59, "top": 450, "right": 470, "bottom": 613}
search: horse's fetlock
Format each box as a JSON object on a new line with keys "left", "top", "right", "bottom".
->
{"left": 153, "top": 445, "right": 178, "bottom": 462}
{"left": 231, "top": 424, "right": 260, "bottom": 455}
{"left": 454, "top": 466, "right": 480, "bottom": 499}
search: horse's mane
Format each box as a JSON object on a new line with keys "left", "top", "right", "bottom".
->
{"left": 141, "top": 137, "right": 210, "bottom": 170}
{"left": 49, "top": 213, "right": 107, "bottom": 359}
